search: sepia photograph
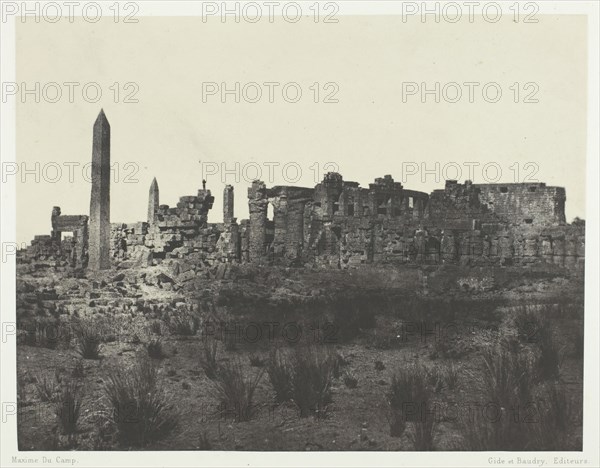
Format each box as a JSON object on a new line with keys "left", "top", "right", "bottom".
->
{"left": 1, "top": 1, "right": 598, "bottom": 467}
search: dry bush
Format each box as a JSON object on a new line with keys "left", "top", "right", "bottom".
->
{"left": 34, "top": 374, "right": 59, "bottom": 402}
{"left": 248, "top": 353, "right": 264, "bottom": 367}
{"left": 54, "top": 379, "right": 83, "bottom": 434}
{"left": 388, "top": 363, "right": 438, "bottom": 445}
{"left": 343, "top": 371, "right": 358, "bottom": 389}
{"left": 201, "top": 339, "right": 219, "bottom": 380}
{"left": 146, "top": 338, "right": 166, "bottom": 359}
{"left": 290, "top": 346, "right": 335, "bottom": 418}
{"left": 443, "top": 362, "right": 460, "bottom": 391}
{"left": 166, "top": 311, "right": 199, "bottom": 336}
{"left": 536, "top": 325, "right": 562, "bottom": 381}
{"left": 74, "top": 320, "right": 102, "bottom": 359}
{"left": 149, "top": 320, "right": 163, "bottom": 336}
{"left": 459, "top": 342, "right": 538, "bottom": 450}
{"left": 72, "top": 360, "right": 85, "bottom": 379}
{"left": 266, "top": 348, "right": 293, "bottom": 403}
{"left": 512, "top": 305, "right": 544, "bottom": 343}
{"left": 103, "top": 357, "right": 178, "bottom": 447}
{"left": 211, "top": 359, "right": 264, "bottom": 422}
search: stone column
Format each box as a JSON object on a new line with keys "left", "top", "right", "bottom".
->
{"left": 248, "top": 181, "right": 268, "bottom": 262}
{"left": 88, "top": 109, "right": 111, "bottom": 270}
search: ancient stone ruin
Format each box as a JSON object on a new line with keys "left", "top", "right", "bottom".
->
{"left": 17, "top": 112, "right": 585, "bottom": 274}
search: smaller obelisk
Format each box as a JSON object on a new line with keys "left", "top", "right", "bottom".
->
{"left": 88, "top": 109, "right": 111, "bottom": 270}
{"left": 148, "top": 177, "right": 159, "bottom": 224}
{"left": 223, "top": 185, "right": 234, "bottom": 223}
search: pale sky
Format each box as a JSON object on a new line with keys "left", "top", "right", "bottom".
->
{"left": 16, "top": 15, "right": 587, "bottom": 244}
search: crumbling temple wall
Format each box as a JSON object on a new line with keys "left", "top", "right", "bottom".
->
{"left": 17, "top": 206, "right": 89, "bottom": 270}
{"left": 19, "top": 173, "right": 585, "bottom": 273}
{"left": 475, "top": 182, "right": 567, "bottom": 226}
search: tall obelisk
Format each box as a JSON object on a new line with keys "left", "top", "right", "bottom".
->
{"left": 88, "top": 109, "right": 111, "bottom": 270}
{"left": 148, "top": 177, "right": 159, "bottom": 224}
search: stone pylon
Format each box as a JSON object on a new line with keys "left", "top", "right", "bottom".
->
{"left": 88, "top": 109, "right": 111, "bottom": 270}
{"left": 148, "top": 177, "right": 159, "bottom": 224}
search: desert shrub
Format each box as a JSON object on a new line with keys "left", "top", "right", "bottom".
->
{"left": 166, "top": 311, "right": 199, "bottom": 336}
{"left": 513, "top": 305, "right": 544, "bottom": 343}
{"left": 149, "top": 320, "right": 163, "bottom": 336}
{"left": 211, "top": 359, "right": 264, "bottom": 422}
{"left": 201, "top": 339, "right": 219, "bottom": 380}
{"left": 408, "top": 408, "right": 437, "bottom": 450}
{"left": 290, "top": 346, "right": 335, "bottom": 418}
{"left": 343, "top": 371, "right": 358, "bottom": 389}
{"left": 388, "top": 364, "right": 432, "bottom": 436}
{"left": 443, "top": 363, "right": 460, "bottom": 391}
{"left": 54, "top": 379, "right": 83, "bottom": 434}
{"left": 74, "top": 320, "right": 102, "bottom": 359}
{"left": 103, "top": 357, "right": 178, "bottom": 446}
{"left": 329, "top": 352, "right": 342, "bottom": 379}
{"left": 147, "top": 338, "right": 165, "bottom": 359}
{"left": 248, "top": 353, "right": 264, "bottom": 367}
{"left": 34, "top": 375, "right": 59, "bottom": 402}
{"left": 266, "top": 348, "right": 293, "bottom": 403}
{"left": 72, "top": 361, "right": 85, "bottom": 379}
{"left": 481, "top": 343, "right": 534, "bottom": 410}
{"left": 460, "top": 343, "right": 537, "bottom": 450}
{"left": 536, "top": 325, "right": 562, "bottom": 381}
{"left": 375, "top": 360, "right": 385, "bottom": 371}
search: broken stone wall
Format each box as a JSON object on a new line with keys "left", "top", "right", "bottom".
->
{"left": 475, "top": 182, "right": 566, "bottom": 226}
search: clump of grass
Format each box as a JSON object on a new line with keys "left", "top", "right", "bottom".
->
{"left": 266, "top": 348, "right": 293, "bottom": 403}
{"left": 290, "top": 346, "right": 335, "bottom": 418}
{"left": 103, "top": 357, "right": 178, "bottom": 447}
{"left": 74, "top": 320, "right": 102, "bottom": 359}
{"left": 459, "top": 342, "right": 537, "bottom": 450}
{"left": 388, "top": 363, "right": 436, "bottom": 442}
{"left": 147, "top": 338, "right": 166, "bottom": 359}
{"left": 513, "top": 305, "right": 544, "bottom": 343}
{"left": 375, "top": 360, "right": 385, "bottom": 371}
{"left": 330, "top": 351, "right": 348, "bottom": 379}
{"left": 34, "top": 374, "right": 59, "bottom": 402}
{"left": 481, "top": 342, "right": 534, "bottom": 410}
{"left": 536, "top": 325, "right": 562, "bottom": 381}
{"left": 443, "top": 362, "right": 459, "bottom": 390}
{"left": 201, "top": 339, "right": 219, "bottom": 380}
{"left": 54, "top": 379, "right": 83, "bottom": 434}
{"left": 408, "top": 409, "right": 437, "bottom": 450}
{"left": 249, "top": 353, "right": 264, "bottom": 367}
{"left": 167, "top": 311, "right": 199, "bottom": 336}
{"left": 211, "top": 359, "right": 264, "bottom": 422}
{"left": 149, "top": 320, "right": 163, "bottom": 336}
{"left": 343, "top": 371, "right": 358, "bottom": 389}
{"left": 72, "top": 360, "right": 85, "bottom": 379}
